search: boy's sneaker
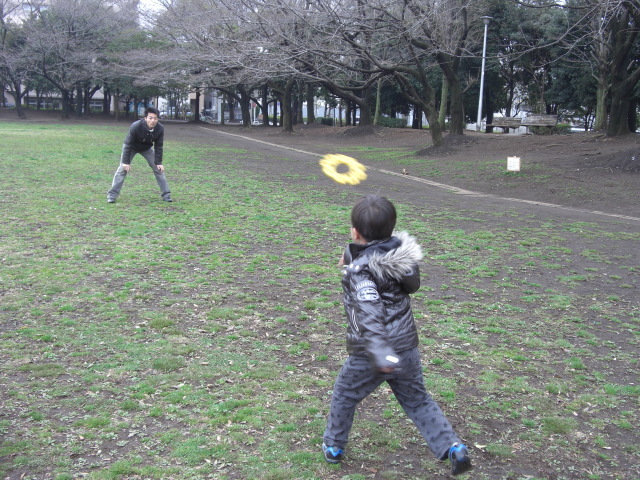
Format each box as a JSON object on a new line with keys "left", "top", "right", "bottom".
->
{"left": 448, "top": 443, "right": 471, "bottom": 475}
{"left": 322, "top": 442, "right": 343, "bottom": 464}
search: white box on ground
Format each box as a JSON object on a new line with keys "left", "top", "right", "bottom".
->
{"left": 507, "top": 156, "right": 521, "bottom": 172}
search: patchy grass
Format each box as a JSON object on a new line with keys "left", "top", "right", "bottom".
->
{"left": 0, "top": 121, "right": 638, "bottom": 480}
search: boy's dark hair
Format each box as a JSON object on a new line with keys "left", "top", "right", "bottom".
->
{"left": 351, "top": 194, "right": 396, "bottom": 241}
{"left": 144, "top": 106, "right": 160, "bottom": 117}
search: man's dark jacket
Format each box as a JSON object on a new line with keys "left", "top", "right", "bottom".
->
{"left": 121, "top": 119, "right": 164, "bottom": 165}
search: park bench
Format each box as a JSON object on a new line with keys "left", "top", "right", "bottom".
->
{"left": 487, "top": 117, "right": 522, "bottom": 132}
{"left": 521, "top": 114, "right": 558, "bottom": 133}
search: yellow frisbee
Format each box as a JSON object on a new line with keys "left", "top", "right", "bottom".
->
{"left": 319, "top": 154, "right": 367, "bottom": 185}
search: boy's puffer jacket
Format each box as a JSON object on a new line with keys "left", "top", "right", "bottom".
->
{"left": 341, "top": 231, "right": 422, "bottom": 370}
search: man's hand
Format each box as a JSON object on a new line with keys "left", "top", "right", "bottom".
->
{"left": 122, "top": 164, "right": 132, "bottom": 173}
{"left": 156, "top": 164, "right": 165, "bottom": 174}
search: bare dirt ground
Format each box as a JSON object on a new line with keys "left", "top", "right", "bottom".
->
{"left": 232, "top": 122, "right": 640, "bottom": 220}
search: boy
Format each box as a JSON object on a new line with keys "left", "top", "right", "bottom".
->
{"left": 322, "top": 194, "right": 471, "bottom": 475}
{"left": 107, "top": 107, "right": 172, "bottom": 203}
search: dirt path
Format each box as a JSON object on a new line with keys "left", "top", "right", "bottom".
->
{"left": 170, "top": 122, "right": 640, "bottom": 226}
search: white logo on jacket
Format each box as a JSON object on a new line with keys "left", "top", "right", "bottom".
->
{"left": 355, "top": 280, "right": 379, "bottom": 301}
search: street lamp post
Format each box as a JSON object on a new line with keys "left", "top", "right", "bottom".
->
{"left": 476, "top": 16, "right": 492, "bottom": 132}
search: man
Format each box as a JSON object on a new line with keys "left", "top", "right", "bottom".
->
{"left": 107, "top": 107, "right": 173, "bottom": 203}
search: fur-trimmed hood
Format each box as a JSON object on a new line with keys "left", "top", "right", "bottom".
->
{"left": 367, "top": 231, "right": 423, "bottom": 281}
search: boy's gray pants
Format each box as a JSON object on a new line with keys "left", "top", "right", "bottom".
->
{"left": 323, "top": 347, "right": 461, "bottom": 460}
{"left": 107, "top": 147, "right": 171, "bottom": 200}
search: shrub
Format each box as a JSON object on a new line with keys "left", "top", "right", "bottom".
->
{"left": 315, "top": 117, "right": 334, "bottom": 126}
{"left": 530, "top": 126, "right": 554, "bottom": 135}
{"left": 553, "top": 123, "right": 572, "bottom": 134}
{"left": 376, "top": 117, "right": 407, "bottom": 128}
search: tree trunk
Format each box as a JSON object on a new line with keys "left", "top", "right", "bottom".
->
{"left": 359, "top": 87, "right": 373, "bottom": 126}
{"left": 237, "top": 85, "right": 251, "bottom": 127}
{"left": 103, "top": 90, "right": 111, "bottom": 116}
{"left": 75, "top": 84, "right": 83, "bottom": 117}
{"left": 114, "top": 90, "right": 120, "bottom": 121}
{"left": 10, "top": 80, "right": 27, "bottom": 119}
{"left": 436, "top": 53, "right": 464, "bottom": 135}
{"left": 272, "top": 100, "right": 278, "bottom": 126}
{"left": 261, "top": 84, "right": 269, "bottom": 126}
{"left": 592, "top": 36, "right": 610, "bottom": 132}
{"left": 438, "top": 74, "right": 448, "bottom": 130}
{"left": 593, "top": 77, "right": 608, "bottom": 132}
{"left": 305, "top": 83, "right": 315, "bottom": 125}
{"left": 392, "top": 71, "right": 442, "bottom": 146}
{"left": 604, "top": 7, "right": 639, "bottom": 136}
{"left": 292, "top": 88, "right": 299, "bottom": 125}
{"left": 296, "top": 81, "right": 304, "bottom": 125}
{"left": 225, "top": 95, "right": 234, "bottom": 122}
{"left": 281, "top": 78, "right": 295, "bottom": 132}
{"left": 447, "top": 78, "right": 464, "bottom": 134}
{"left": 412, "top": 106, "right": 422, "bottom": 129}
{"left": 61, "top": 90, "right": 73, "bottom": 119}
{"left": 607, "top": 87, "right": 633, "bottom": 136}
{"left": 374, "top": 78, "right": 382, "bottom": 126}
{"left": 194, "top": 87, "right": 201, "bottom": 121}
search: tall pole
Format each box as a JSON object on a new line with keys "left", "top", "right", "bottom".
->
{"left": 476, "top": 16, "right": 492, "bottom": 132}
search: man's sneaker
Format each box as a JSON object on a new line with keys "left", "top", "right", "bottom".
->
{"left": 322, "top": 442, "right": 343, "bottom": 464}
{"left": 107, "top": 198, "right": 116, "bottom": 203}
{"left": 163, "top": 197, "right": 173, "bottom": 202}
{"left": 448, "top": 443, "right": 471, "bottom": 475}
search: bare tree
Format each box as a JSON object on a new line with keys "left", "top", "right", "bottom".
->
{"left": 238, "top": 0, "right": 486, "bottom": 141}
{"left": 503, "top": 0, "right": 639, "bottom": 136}
{"left": 22, "top": 0, "right": 135, "bottom": 118}
{"left": 143, "top": 0, "right": 639, "bottom": 141}
{"left": 602, "top": 0, "right": 639, "bottom": 136}
{"left": 401, "top": 0, "right": 479, "bottom": 135}
{"left": 0, "top": 0, "right": 40, "bottom": 117}
{"left": 145, "top": 0, "right": 271, "bottom": 126}
{"left": 144, "top": 0, "right": 481, "bottom": 142}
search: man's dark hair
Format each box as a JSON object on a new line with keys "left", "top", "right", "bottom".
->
{"left": 351, "top": 194, "right": 396, "bottom": 241}
{"left": 144, "top": 106, "right": 160, "bottom": 118}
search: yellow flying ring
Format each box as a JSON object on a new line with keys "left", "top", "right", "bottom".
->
{"left": 319, "top": 154, "right": 367, "bottom": 185}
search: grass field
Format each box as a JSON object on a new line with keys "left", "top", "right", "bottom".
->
{"left": 0, "top": 121, "right": 638, "bottom": 480}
